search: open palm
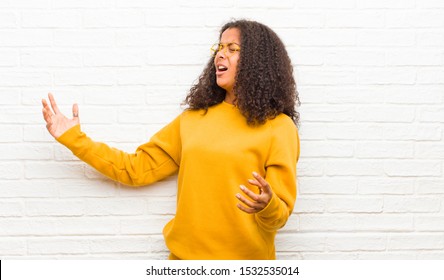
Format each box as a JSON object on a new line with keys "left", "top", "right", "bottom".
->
{"left": 42, "top": 93, "right": 79, "bottom": 139}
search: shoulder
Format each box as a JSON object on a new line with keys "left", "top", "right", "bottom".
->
{"left": 267, "top": 114, "right": 298, "bottom": 134}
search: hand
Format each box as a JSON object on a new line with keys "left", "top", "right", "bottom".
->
{"left": 42, "top": 93, "right": 79, "bottom": 139}
{"left": 236, "top": 172, "right": 273, "bottom": 214}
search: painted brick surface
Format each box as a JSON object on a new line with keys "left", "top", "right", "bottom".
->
{"left": 0, "top": 0, "right": 443, "bottom": 259}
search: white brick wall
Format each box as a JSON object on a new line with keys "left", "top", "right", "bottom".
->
{"left": 0, "top": 0, "right": 443, "bottom": 259}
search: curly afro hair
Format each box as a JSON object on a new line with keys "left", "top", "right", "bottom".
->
{"left": 183, "top": 19, "right": 300, "bottom": 127}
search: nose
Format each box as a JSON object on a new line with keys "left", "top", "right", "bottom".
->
{"left": 216, "top": 47, "right": 226, "bottom": 59}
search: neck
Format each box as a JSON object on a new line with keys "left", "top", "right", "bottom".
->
{"left": 224, "top": 91, "right": 235, "bottom": 105}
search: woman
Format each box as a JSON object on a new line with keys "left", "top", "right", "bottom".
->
{"left": 42, "top": 19, "right": 300, "bottom": 260}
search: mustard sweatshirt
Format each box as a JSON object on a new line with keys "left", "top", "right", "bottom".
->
{"left": 57, "top": 101, "right": 300, "bottom": 260}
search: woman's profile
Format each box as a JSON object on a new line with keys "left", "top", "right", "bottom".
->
{"left": 42, "top": 19, "right": 300, "bottom": 260}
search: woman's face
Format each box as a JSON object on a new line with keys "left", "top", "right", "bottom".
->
{"left": 214, "top": 28, "right": 241, "bottom": 98}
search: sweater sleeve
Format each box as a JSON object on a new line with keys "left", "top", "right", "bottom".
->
{"left": 255, "top": 116, "right": 300, "bottom": 232}
{"left": 56, "top": 115, "right": 182, "bottom": 187}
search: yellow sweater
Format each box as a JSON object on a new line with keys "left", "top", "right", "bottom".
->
{"left": 57, "top": 101, "right": 300, "bottom": 260}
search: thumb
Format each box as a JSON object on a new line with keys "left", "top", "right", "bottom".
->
{"left": 72, "top": 103, "right": 79, "bottom": 120}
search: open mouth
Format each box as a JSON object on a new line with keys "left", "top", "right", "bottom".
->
{"left": 217, "top": 65, "right": 228, "bottom": 73}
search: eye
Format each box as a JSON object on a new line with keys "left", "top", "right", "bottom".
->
{"left": 227, "top": 43, "right": 239, "bottom": 53}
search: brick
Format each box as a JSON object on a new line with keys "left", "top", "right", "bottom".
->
{"left": 0, "top": 125, "right": 22, "bottom": 142}
{"left": 27, "top": 238, "right": 89, "bottom": 255}
{"left": 0, "top": 239, "right": 26, "bottom": 255}
{"left": 24, "top": 162, "right": 85, "bottom": 179}
{"left": 0, "top": 50, "right": 18, "bottom": 66}
{"left": 21, "top": 51, "right": 82, "bottom": 67}
{"left": 89, "top": 237, "right": 152, "bottom": 253}
{"left": 115, "top": 0, "right": 174, "bottom": 8}
{"left": 416, "top": 216, "right": 444, "bottom": 231}
{"left": 357, "top": 31, "right": 415, "bottom": 46}
{"left": 300, "top": 105, "right": 355, "bottom": 122}
{"left": 293, "top": 197, "right": 324, "bottom": 213}
{"left": 55, "top": 218, "right": 120, "bottom": 235}
{"left": 325, "top": 50, "right": 385, "bottom": 66}
{"left": 85, "top": 198, "right": 146, "bottom": 216}
{"left": 384, "top": 86, "right": 442, "bottom": 104}
{"left": 0, "top": 144, "right": 53, "bottom": 160}
{"left": 298, "top": 177, "right": 357, "bottom": 194}
{"left": 0, "top": 0, "right": 49, "bottom": 8}
{"left": 279, "top": 29, "right": 356, "bottom": 47}
{"left": 301, "top": 141, "right": 354, "bottom": 158}
{"left": 118, "top": 179, "right": 177, "bottom": 197}
{"left": 0, "top": 162, "right": 22, "bottom": 180}
{"left": 0, "top": 201, "right": 23, "bottom": 217}
{"left": 83, "top": 10, "right": 143, "bottom": 28}
{"left": 299, "top": 69, "right": 356, "bottom": 86}
{"left": 356, "top": 142, "right": 414, "bottom": 159}
{"left": 416, "top": 179, "right": 444, "bottom": 194}
{"left": 418, "top": 32, "right": 444, "bottom": 47}
{"left": 357, "top": 0, "right": 415, "bottom": 9}
{"left": 146, "top": 198, "right": 176, "bottom": 215}
{"left": 299, "top": 214, "right": 356, "bottom": 232}
{"left": 21, "top": 11, "right": 81, "bottom": 28}
{"left": 355, "top": 214, "right": 414, "bottom": 231}
{"left": 83, "top": 51, "right": 144, "bottom": 67}
{"left": 356, "top": 106, "right": 415, "bottom": 123}
{"left": 358, "top": 178, "right": 415, "bottom": 195}
{"left": 386, "top": 11, "right": 444, "bottom": 28}
{"left": 120, "top": 216, "right": 171, "bottom": 235}
{"left": 0, "top": 72, "right": 51, "bottom": 87}
{"left": 296, "top": 0, "right": 355, "bottom": 9}
{"left": 296, "top": 159, "right": 325, "bottom": 177}
{"left": 327, "top": 124, "right": 383, "bottom": 140}
{"left": 326, "top": 12, "right": 385, "bottom": 28}
{"left": 0, "top": 12, "right": 17, "bottom": 27}
{"left": 416, "top": 143, "right": 444, "bottom": 159}
{"left": 118, "top": 106, "right": 181, "bottom": 124}
{"left": 326, "top": 160, "right": 383, "bottom": 176}
{"left": 58, "top": 179, "right": 118, "bottom": 198}
{"left": 0, "top": 30, "right": 52, "bottom": 47}
{"left": 325, "top": 234, "right": 386, "bottom": 251}
{"left": 25, "top": 200, "right": 85, "bottom": 217}
{"left": 384, "top": 197, "right": 441, "bottom": 213}
{"left": 0, "top": 180, "right": 58, "bottom": 198}
{"left": 0, "top": 219, "right": 57, "bottom": 236}
{"left": 357, "top": 69, "right": 416, "bottom": 85}
{"left": 145, "top": 11, "right": 209, "bottom": 27}
{"left": 387, "top": 50, "right": 442, "bottom": 66}
{"left": 116, "top": 29, "right": 214, "bottom": 47}
{"left": 324, "top": 197, "right": 383, "bottom": 213}
{"left": 417, "top": 69, "right": 444, "bottom": 84}
{"left": 236, "top": 0, "right": 293, "bottom": 8}
{"left": 417, "top": 0, "right": 444, "bottom": 8}
{"left": 382, "top": 124, "right": 442, "bottom": 141}
{"left": 54, "top": 31, "right": 114, "bottom": 47}
{"left": 384, "top": 160, "right": 442, "bottom": 177}
{"left": 276, "top": 233, "right": 325, "bottom": 252}
{"left": 420, "top": 107, "right": 444, "bottom": 122}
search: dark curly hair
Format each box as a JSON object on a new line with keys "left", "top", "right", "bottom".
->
{"left": 183, "top": 19, "right": 300, "bottom": 127}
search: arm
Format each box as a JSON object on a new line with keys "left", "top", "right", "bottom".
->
{"left": 56, "top": 120, "right": 181, "bottom": 187}
{"left": 236, "top": 116, "right": 300, "bottom": 232}
{"left": 42, "top": 93, "right": 181, "bottom": 187}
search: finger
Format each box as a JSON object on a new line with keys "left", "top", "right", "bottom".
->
{"left": 237, "top": 202, "right": 256, "bottom": 214}
{"left": 48, "top": 93, "right": 61, "bottom": 114}
{"left": 240, "top": 185, "right": 259, "bottom": 201}
{"left": 252, "top": 172, "right": 273, "bottom": 195}
{"left": 42, "top": 101, "right": 54, "bottom": 123}
{"left": 42, "top": 98, "right": 52, "bottom": 114}
{"left": 236, "top": 192, "right": 256, "bottom": 208}
{"left": 42, "top": 107, "right": 52, "bottom": 123}
{"left": 72, "top": 103, "right": 79, "bottom": 119}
